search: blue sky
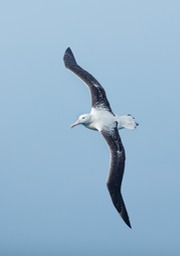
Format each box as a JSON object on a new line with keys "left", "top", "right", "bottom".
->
{"left": 0, "top": 0, "right": 180, "bottom": 255}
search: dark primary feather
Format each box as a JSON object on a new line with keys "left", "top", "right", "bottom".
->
{"left": 101, "top": 125, "right": 131, "bottom": 228}
{"left": 63, "top": 47, "right": 114, "bottom": 114}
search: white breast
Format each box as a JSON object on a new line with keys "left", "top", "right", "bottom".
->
{"left": 89, "top": 108, "right": 116, "bottom": 131}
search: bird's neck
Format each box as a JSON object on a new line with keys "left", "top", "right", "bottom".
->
{"left": 83, "top": 114, "right": 98, "bottom": 131}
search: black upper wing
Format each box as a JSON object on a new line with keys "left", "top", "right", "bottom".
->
{"left": 101, "top": 125, "right": 131, "bottom": 228}
{"left": 63, "top": 47, "right": 114, "bottom": 114}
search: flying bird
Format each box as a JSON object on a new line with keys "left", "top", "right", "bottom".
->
{"left": 63, "top": 47, "right": 138, "bottom": 228}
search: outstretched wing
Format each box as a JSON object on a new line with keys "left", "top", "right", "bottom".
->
{"left": 63, "top": 47, "right": 114, "bottom": 114}
{"left": 101, "top": 125, "right": 131, "bottom": 228}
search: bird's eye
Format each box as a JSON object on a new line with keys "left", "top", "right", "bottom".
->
{"left": 82, "top": 117, "right": 85, "bottom": 119}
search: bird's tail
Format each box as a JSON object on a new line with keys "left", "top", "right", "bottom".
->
{"left": 117, "top": 114, "right": 139, "bottom": 130}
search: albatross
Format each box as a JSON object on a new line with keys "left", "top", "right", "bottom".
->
{"left": 63, "top": 47, "right": 138, "bottom": 228}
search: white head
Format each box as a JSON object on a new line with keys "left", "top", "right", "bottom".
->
{"left": 70, "top": 114, "right": 91, "bottom": 128}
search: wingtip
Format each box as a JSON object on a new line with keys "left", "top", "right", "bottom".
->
{"left": 63, "top": 47, "right": 77, "bottom": 68}
{"left": 120, "top": 207, "right": 132, "bottom": 228}
{"left": 106, "top": 182, "right": 132, "bottom": 229}
{"left": 64, "top": 47, "right": 72, "bottom": 55}
{"left": 120, "top": 213, "right": 132, "bottom": 229}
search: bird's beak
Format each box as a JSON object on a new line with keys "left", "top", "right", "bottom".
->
{"left": 70, "top": 119, "right": 80, "bottom": 128}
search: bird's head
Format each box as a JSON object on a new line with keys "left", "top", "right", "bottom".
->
{"left": 70, "top": 114, "right": 91, "bottom": 128}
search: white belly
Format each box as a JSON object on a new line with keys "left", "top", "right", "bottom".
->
{"left": 88, "top": 108, "right": 116, "bottom": 131}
